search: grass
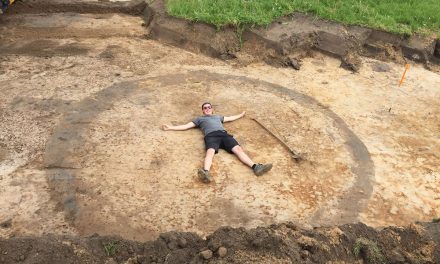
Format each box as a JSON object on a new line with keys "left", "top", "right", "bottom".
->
{"left": 353, "top": 237, "right": 386, "bottom": 264}
{"left": 103, "top": 242, "right": 118, "bottom": 256}
{"left": 166, "top": 0, "right": 440, "bottom": 37}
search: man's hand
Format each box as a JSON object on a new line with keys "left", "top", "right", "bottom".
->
{"left": 162, "top": 124, "right": 171, "bottom": 131}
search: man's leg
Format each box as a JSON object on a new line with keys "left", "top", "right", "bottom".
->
{"left": 231, "top": 145, "right": 254, "bottom": 167}
{"left": 198, "top": 148, "right": 216, "bottom": 183}
{"left": 204, "top": 148, "right": 216, "bottom": 171}
{"left": 231, "top": 145, "right": 273, "bottom": 176}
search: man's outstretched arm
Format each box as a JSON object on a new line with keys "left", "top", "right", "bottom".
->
{"left": 162, "top": 122, "right": 196, "bottom": 131}
{"left": 224, "top": 111, "right": 245, "bottom": 122}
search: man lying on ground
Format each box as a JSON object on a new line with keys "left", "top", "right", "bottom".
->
{"left": 162, "top": 102, "right": 272, "bottom": 183}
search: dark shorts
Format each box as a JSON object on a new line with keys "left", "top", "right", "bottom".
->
{"left": 204, "top": 130, "right": 239, "bottom": 154}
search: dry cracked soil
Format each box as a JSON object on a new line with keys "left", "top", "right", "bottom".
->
{"left": 0, "top": 5, "right": 439, "bottom": 264}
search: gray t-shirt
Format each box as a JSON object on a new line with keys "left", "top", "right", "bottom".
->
{"left": 192, "top": 115, "right": 225, "bottom": 136}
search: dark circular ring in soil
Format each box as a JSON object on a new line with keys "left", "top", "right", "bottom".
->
{"left": 43, "top": 70, "right": 374, "bottom": 231}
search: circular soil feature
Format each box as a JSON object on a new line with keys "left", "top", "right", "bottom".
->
{"left": 44, "top": 71, "right": 373, "bottom": 240}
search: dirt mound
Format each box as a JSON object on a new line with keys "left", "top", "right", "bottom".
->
{"left": 1, "top": 222, "right": 439, "bottom": 263}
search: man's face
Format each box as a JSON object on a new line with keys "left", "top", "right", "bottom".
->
{"left": 202, "top": 104, "right": 213, "bottom": 115}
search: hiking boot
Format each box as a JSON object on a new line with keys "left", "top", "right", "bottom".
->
{"left": 198, "top": 169, "right": 212, "bottom": 183}
{"left": 253, "top": 163, "right": 273, "bottom": 176}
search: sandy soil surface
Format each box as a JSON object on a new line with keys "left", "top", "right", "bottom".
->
{"left": 0, "top": 12, "right": 439, "bottom": 243}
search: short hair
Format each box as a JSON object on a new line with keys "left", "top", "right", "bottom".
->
{"left": 201, "top": 102, "right": 212, "bottom": 109}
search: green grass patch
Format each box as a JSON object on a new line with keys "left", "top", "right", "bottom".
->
{"left": 166, "top": 0, "right": 440, "bottom": 37}
{"left": 103, "top": 242, "right": 118, "bottom": 256}
{"left": 353, "top": 238, "right": 386, "bottom": 264}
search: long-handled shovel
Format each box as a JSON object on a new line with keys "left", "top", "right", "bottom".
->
{"left": 250, "top": 117, "right": 303, "bottom": 162}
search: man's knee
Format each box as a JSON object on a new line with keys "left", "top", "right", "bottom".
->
{"left": 206, "top": 148, "right": 216, "bottom": 156}
{"left": 231, "top": 145, "right": 243, "bottom": 153}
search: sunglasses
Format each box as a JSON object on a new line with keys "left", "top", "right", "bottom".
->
{"left": 203, "top": 105, "right": 212, "bottom": 110}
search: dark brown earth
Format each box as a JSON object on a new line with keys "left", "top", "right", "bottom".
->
{"left": 6, "top": 0, "right": 146, "bottom": 15}
{"left": 1, "top": 222, "right": 439, "bottom": 264}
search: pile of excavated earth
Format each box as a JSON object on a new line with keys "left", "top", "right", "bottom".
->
{"left": 0, "top": 0, "right": 439, "bottom": 263}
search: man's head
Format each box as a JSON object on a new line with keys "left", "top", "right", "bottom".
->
{"left": 201, "top": 102, "right": 213, "bottom": 116}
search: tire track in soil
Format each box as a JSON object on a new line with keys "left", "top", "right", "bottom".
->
{"left": 43, "top": 70, "right": 374, "bottom": 230}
